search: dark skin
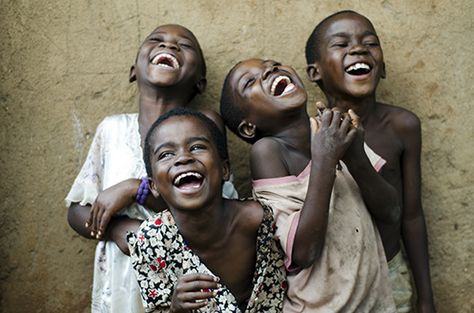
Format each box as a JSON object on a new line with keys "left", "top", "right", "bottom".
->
{"left": 67, "top": 24, "right": 223, "bottom": 251}
{"left": 307, "top": 12, "right": 436, "bottom": 312}
{"left": 228, "top": 59, "right": 397, "bottom": 268}
{"left": 148, "top": 116, "right": 264, "bottom": 312}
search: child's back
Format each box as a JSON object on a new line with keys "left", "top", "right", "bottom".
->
{"left": 221, "top": 59, "right": 396, "bottom": 312}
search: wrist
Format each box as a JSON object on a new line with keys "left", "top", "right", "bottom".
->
{"left": 135, "top": 177, "right": 150, "bottom": 205}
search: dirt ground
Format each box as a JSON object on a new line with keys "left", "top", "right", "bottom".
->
{"left": 0, "top": 1, "right": 472, "bottom": 312}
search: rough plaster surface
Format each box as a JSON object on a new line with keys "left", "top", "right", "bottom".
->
{"left": 0, "top": 1, "right": 472, "bottom": 312}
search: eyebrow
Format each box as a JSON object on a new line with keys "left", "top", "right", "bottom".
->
{"left": 152, "top": 136, "right": 212, "bottom": 155}
{"left": 330, "top": 30, "right": 378, "bottom": 38}
{"left": 149, "top": 31, "right": 195, "bottom": 42}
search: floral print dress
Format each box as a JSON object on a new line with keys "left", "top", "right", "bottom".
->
{"left": 127, "top": 204, "right": 287, "bottom": 313}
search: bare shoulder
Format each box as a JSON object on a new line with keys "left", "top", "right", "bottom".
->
{"left": 250, "top": 137, "right": 287, "bottom": 179}
{"left": 228, "top": 199, "right": 264, "bottom": 233}
{"left": 378, "top": 102, "right": 421, "bottom": 137}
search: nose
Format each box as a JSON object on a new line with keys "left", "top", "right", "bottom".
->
{"left": 262, "top": 64, "right": 279, "bottom": 80}
{"left": 159, "top": 41, "right": 180, "bottom": 51}
{"left": 174, "top": 151, "right": 194, "bottom": 166}
{"left": 348, "top": 43, "right": 368, "bottom": 55}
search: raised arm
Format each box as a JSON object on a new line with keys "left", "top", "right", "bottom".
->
{"left": 342, "top": 111, "right": 400, "bottom": 225}
{"left": 292, "top": 111, "right": 357, "bottom": 268}
{"left": 398, "top": 113, "right": 436, "bottom": 313}
{"left": 251, "top": 111, "right": 355, "bottom": 269}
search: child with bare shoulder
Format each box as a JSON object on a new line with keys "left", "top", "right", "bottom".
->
{"left": 220, "top": 58, "right": 397, "bottom": 312}
{"left": 305, "top": 11, "right": 436, "bottom": 312}
{"left": 127, "top": 108, "right": 286, "bottom": 313}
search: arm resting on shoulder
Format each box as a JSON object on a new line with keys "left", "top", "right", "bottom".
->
{"left": 67, "top": 203, "right": 141, "bottom": 255}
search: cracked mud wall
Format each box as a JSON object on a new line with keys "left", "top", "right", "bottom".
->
{"left": 0, "top": 1, "right": 472, "bottom": 312}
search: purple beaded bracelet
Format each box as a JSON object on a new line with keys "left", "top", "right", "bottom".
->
{"left": 136, "top": 177, "right": 150, "bottom": 205}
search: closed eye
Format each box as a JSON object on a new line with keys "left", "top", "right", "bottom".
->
{"left": 178, "top": 40, "right": 194, "bottom": 49}
{"left": 148, "top": 36, "right": 163, "bottom": 43}
{"left": 364, "top": 41, "right": 379, "bottom": 47}
{"left": 244, "top": 77, "right": 256, "bottom": 89}
{"left": 332, "top": 42, "right": 348, "bottom": 48}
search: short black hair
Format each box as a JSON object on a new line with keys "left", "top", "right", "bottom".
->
{"left": 219, "top": 63, "right": 259, "bottom": 144}
{"left": 143, "top": 108, "right": 229, "bottom": 178}
{"left": 305, "top": 10, "right": 360, "bottom": 64}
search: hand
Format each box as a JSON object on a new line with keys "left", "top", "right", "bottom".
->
{"left": 341, "top": 109, "right": 366, "bottom": 164}
{"left": 86, "top": 179, "right": 139, "bottom": 239}
{"left": 170, "top": 273, "right": 220, "bottom": 313}
{"left": 310, "top": 109, "right": 357, "bottom": 167}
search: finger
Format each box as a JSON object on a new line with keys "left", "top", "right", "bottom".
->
{"left": 181, "top": 273, "right": 219, "bottom": 284}
{"left": 339, "top": 114, "right": 352, "bottom": 134}
{"left": 179, "top": 290, "right": 217, "bottom": 302}
{"left": 347, "top": 109, "right": 360, "bottom": 128}
{"left": 345, "top": 127, "right": 358, "bottom": 144}
{"left": 179, "top": 280, "right": 221, "bottom": 293}
{"left": 320, "top": 109, "right": 333, "bottom": 127}
{"left": 309, "top": 117, "right": 320, "bottom": 133}
{"left": 315, "top": 101, "right": 327, "bottom": 117}
{"left": 177, "top": 300, "right": 209, "bottom": 310}
{"left": 91, "top": 204, "right": 101, "bottom": 237}
{"left": 86, "top": 202, "right": 95, "bottom": 230}
{"left": 87, "top": 202, "right": 98, "bottom": 237}
{"left": 330, "top": 110, "right": 342, "bottom": 127}
{"left": 98, "top": 210, "right": 112, "bottom": 238}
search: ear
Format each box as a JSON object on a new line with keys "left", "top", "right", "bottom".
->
{"left": 195, "top": 77, "right": 207, "bottom": 94}
{"left": 129, "top": 65, "right": 137, "bottom": 83}
{"left": 307, "top": 63, "right": 322, "bottom": 83}
{"left": 237, "top": 120, "right": 256, "bottom": 140}
{"left": 381, "top": 62, "right": 386, "bottom": 79}
{"left": 149, "top": 179, "right": 160, "bottom": 198}
{"left": 222, "top": 159, "right": 231, "bottom": 182}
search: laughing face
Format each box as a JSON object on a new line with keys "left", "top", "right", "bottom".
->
{"left": 148, "top": 115, "right": 229, "bottom": 211}
{"left": 133, "top": 24, "right": 205, "bottom": 91}
{"left": 229, "top": 59, "right": 307, "bottom": 134}
{"left": 308, "top": 12, "right": 385, "bottom": 99}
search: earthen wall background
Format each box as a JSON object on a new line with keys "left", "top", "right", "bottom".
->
{"left": 0, "top": 1, "right": 472, "bottom": 312}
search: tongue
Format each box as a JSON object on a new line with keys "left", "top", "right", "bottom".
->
{"left": 178, "top": 181, "right": 201, "bottom": 190}
{"left": 282, "top": 83, "right": 296, "bottom": 95}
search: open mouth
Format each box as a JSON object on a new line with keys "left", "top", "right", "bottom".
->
{"left": 151, "top": 53, "right": 180, "bottom": 69}
{"left": 173, "top": 171, "right": 203, "bottom": 190}
{"left": 271, "top": 75, "right": 296, "bottom": 96}
{"left": 345, "top": 62, "right": 371, "bottom": 76}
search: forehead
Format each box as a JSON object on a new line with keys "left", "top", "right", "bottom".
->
{"left": 147, "top": 25, "right": 199, "bottom": 43}
{"left": 322, "top": 13, "right": 376, "bottom": 39}
{"left": 151, "top": 116, "right": 212, "bottom": 144}
{"left": 229, "top": 59, "right": 271, "bottom": 87}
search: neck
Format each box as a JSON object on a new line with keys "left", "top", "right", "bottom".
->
{"left": 171, "top": 198, "right": 229, "bottom": 252}
{"left": 268, "top": 111, "right": 311, "bottom": 154}
{"left": 137, "top": 85, "right": 193, "bottom": 140}
{"left": 325, "top": 94, "right": 377, "bottom": 125}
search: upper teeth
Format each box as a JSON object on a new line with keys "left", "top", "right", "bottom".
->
{"left": 346, "top": 63, "right": 370, "bottom": 72}
{"left": 151, "top": 53, "right": 179, "bottom": 69}
{"left": 271, "top": 76, "right": 291, "bottom": 96}
{"left": 174, "top": 172, "right": 202, "bottom": 185}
